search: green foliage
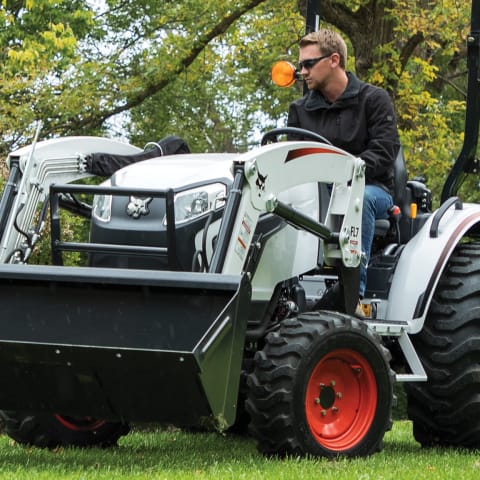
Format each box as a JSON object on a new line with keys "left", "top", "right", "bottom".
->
{"left": 0, "top": 0, "right": 97, "bottom": 155}
{"left": 28, "top": 209, "right": 89, "bottom": 266}
{"left": 364, "top": 0, "right": 472, "bottom": 200}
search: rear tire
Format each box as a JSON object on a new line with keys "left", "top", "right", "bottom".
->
{"left": 407, "top": 241, "right": 480, "bottom": 447}
{"left": 246, "top": 311, "right": 393, "bottom": 457}
{"left": 0, "top": 411, "right": 129, "bottom": 448}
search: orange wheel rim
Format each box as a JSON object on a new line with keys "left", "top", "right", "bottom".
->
{"left": 305, "top": 348, "right": 377, "bottom": 451}
{"left": 55, "top": 415, "right": 106, "bottom": 432}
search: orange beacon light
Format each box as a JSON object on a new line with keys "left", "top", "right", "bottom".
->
{"left": 271, "top": 61, "right": 299, "bottom": 88}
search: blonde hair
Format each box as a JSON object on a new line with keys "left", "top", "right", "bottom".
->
{"left": 299, "top": 29, "right": 347, "bottom": 69}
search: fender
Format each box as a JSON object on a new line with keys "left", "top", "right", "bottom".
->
{"left": 386, "top": 199, "right": 480, "bottom": 333}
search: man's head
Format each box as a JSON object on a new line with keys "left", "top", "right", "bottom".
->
{"left": 298, "top": 29, "right": 348, "bottom": 96}
{"left": 299, "top": 30, "right": 347, "bottom": 69}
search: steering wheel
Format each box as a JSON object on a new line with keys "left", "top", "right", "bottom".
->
{"left": 260, "top": 127, "right": 332, "bottom": 146}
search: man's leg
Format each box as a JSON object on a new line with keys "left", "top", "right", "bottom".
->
{"left": 360, "top": 185, "right": 393, "bottom": 297}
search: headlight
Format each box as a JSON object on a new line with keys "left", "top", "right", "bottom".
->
{"left": 91, "top": 183, "right": 227, "bottom": 225}
{"left": 170, "top": 183, "right": 226, "bottom": 224}
{"left": 92, "top": 194, "right": 112, "bottom": 222}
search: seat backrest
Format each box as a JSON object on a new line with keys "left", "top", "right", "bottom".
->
{"left": 373, "top": 146, "right": 408, "bottom": 239}
{"left": 392, "top": 146, "right": 408, "bottom": 210}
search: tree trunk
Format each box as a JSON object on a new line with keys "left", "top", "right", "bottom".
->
{"left": 297, "top": 0, "right": 404, "bottom": 90}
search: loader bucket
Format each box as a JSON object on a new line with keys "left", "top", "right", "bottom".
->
{"left": 0, "top": 265, "right": 251, "bottom": 429}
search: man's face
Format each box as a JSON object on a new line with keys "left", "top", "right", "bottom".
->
{"left": 298, "top": 44, "right": 332, "bottom": 91}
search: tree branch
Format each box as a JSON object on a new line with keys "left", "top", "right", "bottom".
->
{"left": 399, "top": 31, "right": 424, "bottom": 75}
{"left": 60, "top": 0, "right": 268, "bottom": 134}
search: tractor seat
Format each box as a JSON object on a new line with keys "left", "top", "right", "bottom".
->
{"left": 374, "top": 147, "right": 407, "bottom": 237}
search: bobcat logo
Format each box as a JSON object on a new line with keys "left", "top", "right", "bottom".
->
{"left": 256, "top": 170, "right": 268, "bottom": 191}
{"left": 126, "top": 196, "right": 152, "bottom": 219}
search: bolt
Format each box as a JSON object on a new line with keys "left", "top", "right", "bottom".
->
{"left": 330, "top": 380, "right": 336, "bottom": 387}
{"left": 337, "top": 392, "right": 343, "bottom": 399}
{"left": 314, "top": 398, "right": 321, "bottom": 405}
{"left": 319, "top": 383, "right": 325, "bottom": 389}
{"left": 265, "top": 197, "right": 278, "bottom": 212}
{"left": 245, "top": 162, "right": 257, "bottom": 179}
{"left": 321, "top": 410, "right": 327, "bottom": 416}
{"left": 332, "top": 407, "right": 338, "bottom": 413}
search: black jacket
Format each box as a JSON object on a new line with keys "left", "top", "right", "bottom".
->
{"left": 287, "top": 72, "right": 400, "bottom": 194}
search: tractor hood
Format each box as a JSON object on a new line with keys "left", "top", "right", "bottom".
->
{"left": 109, "top": 153, "right": 236, "bottom": 189}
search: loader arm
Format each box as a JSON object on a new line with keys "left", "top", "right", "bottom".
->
{"left": 209, "top": 141, "right": 365, "bottom": 276}
{"left": 0, "top": 137, "right": 141, "bottom": 263}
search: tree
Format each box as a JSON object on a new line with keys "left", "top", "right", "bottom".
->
{"left": 0, "top": 0, "right": 96, "bottom": 157}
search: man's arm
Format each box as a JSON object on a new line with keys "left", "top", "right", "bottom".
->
{"left": 361, "top": 87, "right": 400, "bottom": 186}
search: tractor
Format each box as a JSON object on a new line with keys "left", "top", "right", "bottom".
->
{"left": 0, "top": 0, "right": 478, "bottom": 459}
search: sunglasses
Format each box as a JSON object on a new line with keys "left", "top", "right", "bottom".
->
{"left": 298, "top": 54, "right": 331, "bottom": 71}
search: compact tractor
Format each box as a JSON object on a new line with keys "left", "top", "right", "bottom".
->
{"left": 0, "top": 0, "right": 478, "bottom": 459}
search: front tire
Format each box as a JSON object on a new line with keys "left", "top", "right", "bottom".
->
{"left": 0, "top": 411, "right": 129, "bottom": 448}
{"left": 246, "top": 312, "right": 393, "bottom": 457}
{"left": 407, "top": 241, "right": 480, "bottom": 447}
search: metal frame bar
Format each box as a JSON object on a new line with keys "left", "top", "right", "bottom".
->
{"left": 441, "top": 0, "right": 480, "bottom": 201}
{"left": 50, "top": 184, "right": 178, "bottom": 268}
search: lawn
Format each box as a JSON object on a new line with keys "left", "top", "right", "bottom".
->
{"left": 0, "top": 421, "right": 478, "bottom": 479}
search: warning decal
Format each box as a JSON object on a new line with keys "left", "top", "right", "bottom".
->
{"left": 235, "top": 212, "right": 253, "bottom": 260}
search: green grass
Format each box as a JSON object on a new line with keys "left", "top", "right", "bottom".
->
{"left": 0, "top": 421, "right": 478, "bottom": 479}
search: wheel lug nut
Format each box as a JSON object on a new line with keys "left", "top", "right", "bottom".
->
{"left": 321, "top": 410, "right": 327, "bottom": 416}
{"left": 330, "top": 380, "right": 336, "bottom": 387}
{"left": 314, "top": 397, "right": 321, "bottom": 404}
{"left": 337, "top": 392, "right": 342, "bottom": 399}
{"left": 332, "top": 407, "right": 338, "bottom": 413}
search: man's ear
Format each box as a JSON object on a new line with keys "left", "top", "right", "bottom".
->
{"left": 330, "top": 52, "right": 341, "bottom": 68}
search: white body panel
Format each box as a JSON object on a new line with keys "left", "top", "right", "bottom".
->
{"left": 251, "top": 183, "right": 320, "bottom": 301}
{"left": 386, "top": 201, "right": 480, "bottom": 332}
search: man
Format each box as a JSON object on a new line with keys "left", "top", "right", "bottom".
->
{"left": 287, "top": 29, "right": 400, "bottom": 315}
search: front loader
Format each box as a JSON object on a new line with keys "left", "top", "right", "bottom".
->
{"left": 0, "top": 129, "right": 390, "bottom": 456}
{"left": 0, "top": 0, "right": 478, "bottom": 460}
